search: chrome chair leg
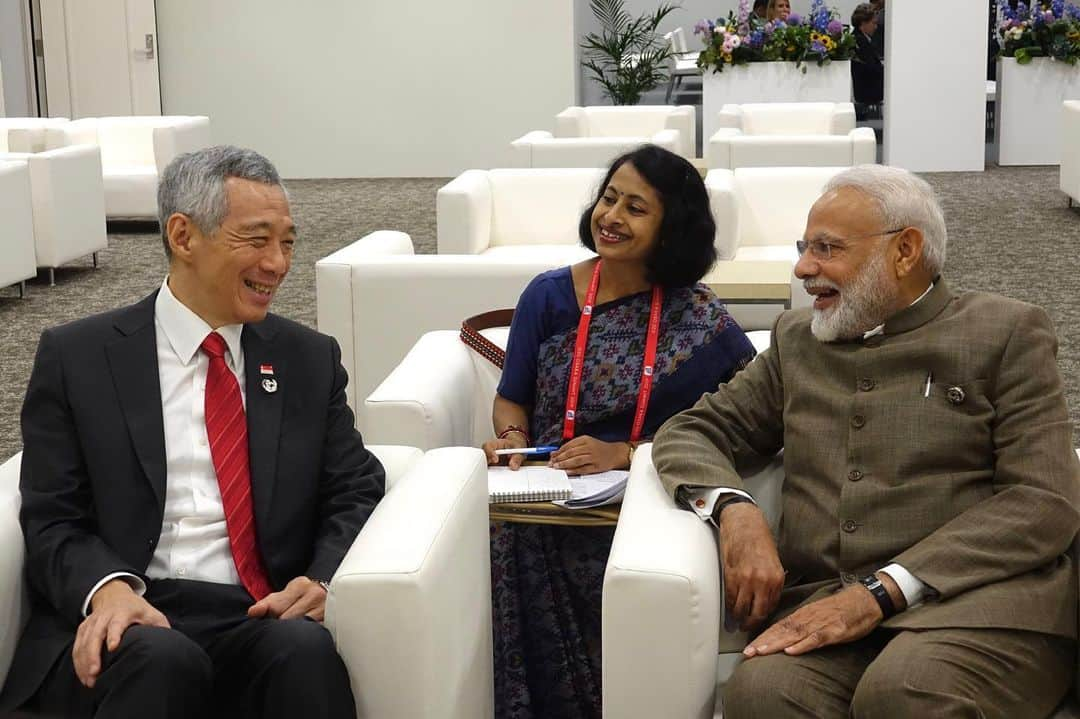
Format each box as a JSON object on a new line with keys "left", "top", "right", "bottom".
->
{"left": 92, "top": 252, "right": 99, "bottom": 268}
{"left": 49, "top": 268, "right": 55, "bottom": 286}
{"left": 19, "top": 281, "right": 26, "bottom": 298}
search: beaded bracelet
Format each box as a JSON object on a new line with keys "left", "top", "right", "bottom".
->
{"left": 497, "top": 425, "right": 531, "bottom": 446}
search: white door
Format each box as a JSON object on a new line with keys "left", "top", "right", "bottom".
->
{"left": 39, "top": 0, "right": 160, "bottom": 118}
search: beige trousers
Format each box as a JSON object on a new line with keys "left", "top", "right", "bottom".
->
{"left": 723, "top": 628, "right": 1074, "bottom": 719}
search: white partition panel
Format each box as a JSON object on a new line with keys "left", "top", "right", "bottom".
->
{"left": 155, "top": 1, "right": 576, "bottom": 178}
{"left": 996, "top": 58, "right": 1080, "bottom": 166}
{"left": 883, "top": 0, "right": 987, "bottom": 171}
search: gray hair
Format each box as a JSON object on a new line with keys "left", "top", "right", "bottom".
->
{"left": 158, "top": 145, "right": 285, "bottom": 256}
{"left": 822, "top": 165, "right": 947, "bottom": 276}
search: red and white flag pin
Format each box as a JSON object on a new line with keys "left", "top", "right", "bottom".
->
{"left": 260, "top": 364, "right": 278, "bottom": 393}
{"left": 260, "top": 364, "right": 274, "bottom": 375}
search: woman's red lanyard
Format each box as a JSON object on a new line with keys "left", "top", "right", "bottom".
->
{"left": 562, "top": 260, "right": 663, "bottom": 443}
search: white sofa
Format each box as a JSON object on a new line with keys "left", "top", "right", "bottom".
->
{"left": 0, "top": 445, "right": 494, "bottom": 719}
{"left": 361, "top": 328, "right": 770, "bottom": 452}
{"left": 0, "top": 118, "right": 70, "bottom": 154}
{"left": 511, "top": 105, "right": 695, "bottom": 167}
{"left": 47, "top": 116, "right": 211, "bottom": 219}
{"left": 436, "top": 167, "right": 605, "bottom": 258}
{"left": 0, "top": 160, "right": 38, "bottom": 297}
{"left": 0, "top": 145, "right": 107, "bottom": 284}
{"left": 315, "top": 232, "right": 577, "bottom": 428}
{"left": 1061, "top": 101, "right": 1080, "bottom": 207}
{"left": 706, "top": 166, "right": 846, "bottom": 317}
{"left": 707, "top": 102, "right": 876, "bottom": 169}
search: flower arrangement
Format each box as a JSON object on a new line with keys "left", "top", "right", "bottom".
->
{"left": 998, "top": 1, "right": 1080, "bottom": 65}
{"left": 694, "top": 0, "right": 855, "bottom": 73}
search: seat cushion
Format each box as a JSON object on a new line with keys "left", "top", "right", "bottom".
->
{"left": 102, "top": 168, "right": 158, "bottom": 218}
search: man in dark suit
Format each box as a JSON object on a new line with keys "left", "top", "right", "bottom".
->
{"left": 0, "top": 146, "right": 385, "bottom": 718}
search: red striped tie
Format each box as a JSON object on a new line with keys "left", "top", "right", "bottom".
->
{"left": 200, "top": 332, "right": 273, "bottom": 601}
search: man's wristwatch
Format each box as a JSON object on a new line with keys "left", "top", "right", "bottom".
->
{"left": 712, "top": 494, "right": 755, "bottom": 522}
{"left": 858, "top": 573, "right": 897, "bottom": 619}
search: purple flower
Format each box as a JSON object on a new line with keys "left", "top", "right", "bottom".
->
{"left": 811, "top": 40, "right": 827, "bottom": 54}
{"left": 827, "top": 19, "right": 843, "bottom": 35}
{"left": 749, "top": 29, "right": 766, "bottom": 47}
{"left": 787, "top": 13, "right": 803, "bottom": 25}
{"left": 1052, "top": 0, "right": 1065, "bottom": 18}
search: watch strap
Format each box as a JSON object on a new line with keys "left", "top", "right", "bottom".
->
{"left": 858, "top": 573, "right": 897, "bottom": 619}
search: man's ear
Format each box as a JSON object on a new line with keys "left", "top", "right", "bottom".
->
{"left": 891, "top": 227, "right": 924, "bottom": 279}
{"left": 166, "top": 213, "right": 198, "bottom": 261}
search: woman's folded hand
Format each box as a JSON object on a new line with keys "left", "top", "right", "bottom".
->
{"left": 549, "top": 435, "right": 629, "bottom": 475}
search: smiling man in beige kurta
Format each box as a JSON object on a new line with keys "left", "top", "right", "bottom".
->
{"left": 653, "top": 165, "right": 1079, "bottom": 718}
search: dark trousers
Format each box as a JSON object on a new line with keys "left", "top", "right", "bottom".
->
{"left": 22, "top": 579, "right": 355, "bottom": 719}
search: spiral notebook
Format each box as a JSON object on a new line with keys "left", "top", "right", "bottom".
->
{"left": 488, "top": 466, "right": 573, "bottom": 503}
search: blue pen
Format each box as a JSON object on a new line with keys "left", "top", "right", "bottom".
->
{"left": 494, "top": 445, "right": 560, "bottom": 456}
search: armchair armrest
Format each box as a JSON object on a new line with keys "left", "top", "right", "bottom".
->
{"left": 651, "top": 128, "right": 682, "bottom": 155}
{"left": 554, "top": 107, "right": 589, "bottom": 138}
{"left": 706, "top": 128, "right": 743, "bottom": 170}
{"left": 603, "top": 444, "right": 723, "bottom": 719}
{"left": 326, "top": 447, "right": 493, "bottom": 719}
{"left": 315, "top": 230, "right": 415, "bottom": 412}
{"left": 152, "top": 117, "right": 211, "bottom": 175}
{"left": 717, "top": 105, "right": 743, "bottom": 130}
{"left": 831, "top": 103, "right": 857, "bottom": 134}
{"left": 0, "top": 452, "right": 27, "bottom": 689}
{"left": 363, "top": 331, "right": 479, "bottom": 449}
{"left": 366, "top": 444, "right": 424, "bottom": 491}
{"left": 1062, "top": 103, "right": 1080, "bottom": 200}
{"left": 437, "top": 169, "right": 493, "bottom": 254}
{"left": 45, "top": 118, "right": 97, "bottom": 150}
{"left": 665, "top": 106, "right": 697, "bottom": 159}
{"left": 849, "top": 127, "right": 877, "bottom": 165}
{"left": 704, "top": 169, "right": 738, "bottom": 259}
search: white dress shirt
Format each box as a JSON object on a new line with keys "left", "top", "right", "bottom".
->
{"left": 681, "top": 282, "right": 936, "bottom": 609}
{"left": 82, "top": 279, "right": 247, "bottom": 615}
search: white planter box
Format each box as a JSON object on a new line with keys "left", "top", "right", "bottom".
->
{"left": 702, "top": 61, "right": 851, "bottom": 146}
{"left": 996, "top": 56, "right": 1080, "bottom": 166}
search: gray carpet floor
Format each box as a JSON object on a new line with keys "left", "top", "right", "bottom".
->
{"left": 0, "top": 169, "right": 1077, "bottom": 463}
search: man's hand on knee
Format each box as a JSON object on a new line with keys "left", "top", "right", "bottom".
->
{"left": 718, "top": 502, "right": 785, "bottom": 631}
{"left": 743, "top": 583, "right": 882, "bottom": 658}
{"left": 74, "top": 579, "right": 170, "bottom": 688}
{"left": 247, "top": 576, "right": 327, "bottom": 621}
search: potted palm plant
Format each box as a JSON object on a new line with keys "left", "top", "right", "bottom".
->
{"left": 581, "top": 0, "right": 678, "bottom": 105}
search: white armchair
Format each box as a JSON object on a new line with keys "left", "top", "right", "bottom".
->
{"left": 706, "top": 166, "right": 845, "bottom": 314}
{"left": 47, "top": 116, "right": 211, "bottom": 218}
{"left": 0, "top": 145, "right": 107, "bottom": 284}
{"left": 604, "top": 448, "right": 1080, "bottom": 718}
{"left": 315, "top": 232, "right": 574, "bottom": 429}
{"left": 0, "top": 445, "right": 494, "bottom": 719}
{"left": 436, "top": 168, "right": 604, "bottom": 259}
{"left": 1061, "top": 101, "right": 1080, "bottom": 207}
{"left": 0, "top": 118, "right": 70, "bottom": 154}
{"left": 511, "top": 105, "right": 695, "bottom": 167}
{"left": 707, "top": 102, "right": 876, "bottom": 169}
{"left": 0, "top": 160, "right": 38, "bottom": 297}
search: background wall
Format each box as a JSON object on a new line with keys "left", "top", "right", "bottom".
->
{"left": 155, "top": 0, "right": 577, "bottom": 179}
{"left": 0, "top": 0, "right": 32, "bottom": 117}
{"left": 576, "top": 0, "right": 865, "bottom": 105}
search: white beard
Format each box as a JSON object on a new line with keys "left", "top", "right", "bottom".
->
{"left": 807, "top": 251, "right": 899, "bottom": 342}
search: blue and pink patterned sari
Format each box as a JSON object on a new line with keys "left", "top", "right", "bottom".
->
{"left": 491, "top": 267, "right": 755, "bottom": 719}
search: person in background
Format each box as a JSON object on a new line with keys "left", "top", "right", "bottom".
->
{"left": 851, "top": 3, "right": 885, "bottom": 118}
{"left": 481, "top": 144, "right": 757, "bottom": 719}
{"left": 767, "top": 0, "right": 792, "bottom": 22}
{"left": 753, "top": 0, "right": 769, "bottom": 23}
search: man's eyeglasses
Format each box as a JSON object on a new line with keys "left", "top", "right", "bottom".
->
{"left": 796, "top": 228, "right": 906, "bottom": 262}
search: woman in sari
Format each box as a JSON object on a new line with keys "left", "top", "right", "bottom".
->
{"left": 480, "top": 145, "right": 757, "bottom": 719}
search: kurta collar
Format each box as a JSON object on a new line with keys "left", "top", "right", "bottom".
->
{"left": 880, "top": 277, "right": 953, "bottom": 336}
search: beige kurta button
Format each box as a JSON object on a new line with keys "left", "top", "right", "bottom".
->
{"left": 848, "top": 469, "right": 863, "bottom": 482}
{"left": 858, "top": 378, "right": 875, "bottom": 392}
{"left": 851, "top": 415, "right": 866, "bottom": 429}
{"left": 842, "top": 519, "right": 858, "bottom": 533}
{"left": 947, "top": 386, "right": 966, "bottom": 404}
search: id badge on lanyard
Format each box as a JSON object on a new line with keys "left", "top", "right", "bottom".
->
{"left": 562, "top": 260, "right": 663, "bottom": 443}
